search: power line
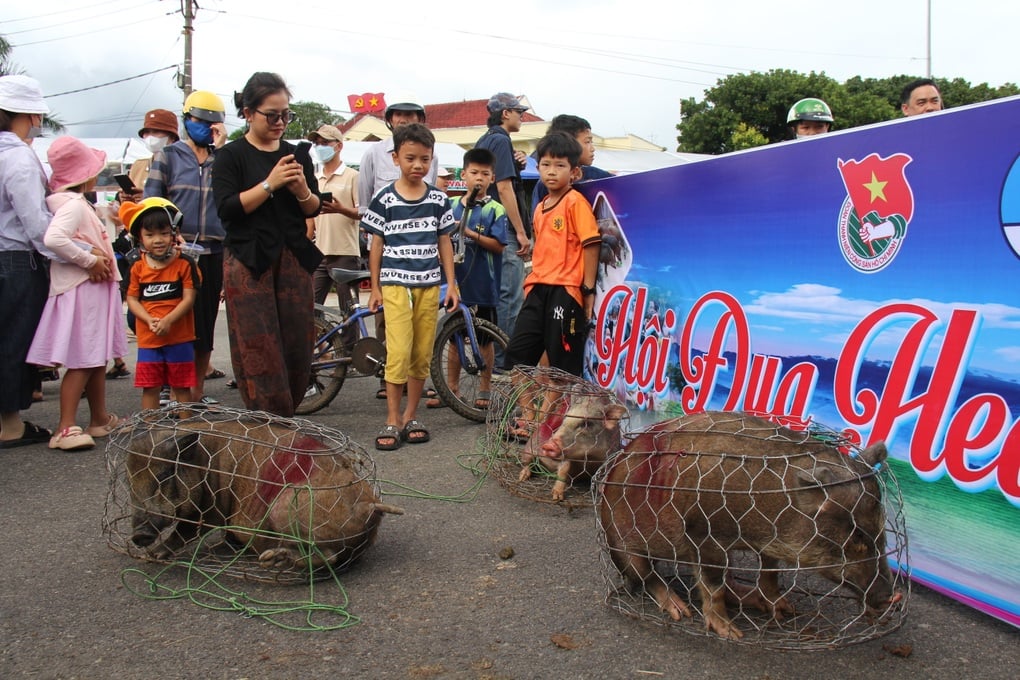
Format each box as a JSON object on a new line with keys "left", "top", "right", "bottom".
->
{"left": 11, "top": 15, "right": 166, "bottom": 47}
{"left": 45, "top": 66, "right": 177, "bottom": 98}
{"left": 2, "top": 1, "right": 154, "bottom": 36}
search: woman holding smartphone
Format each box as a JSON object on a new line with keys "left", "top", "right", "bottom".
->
{"left": 211, "top": 72, "right": 322, "bottom": 416}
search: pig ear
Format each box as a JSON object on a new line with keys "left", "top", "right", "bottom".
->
{"left": 603, "top": 404, "right": 629, "bottom": 430}
{"left": 860, "top": 441, "right": 888, "bottom": 467}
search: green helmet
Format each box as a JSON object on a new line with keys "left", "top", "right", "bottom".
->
{"left": 787, "top": 98, "right": 833, "bottom": 124}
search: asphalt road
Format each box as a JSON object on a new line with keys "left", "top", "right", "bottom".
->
{"left": 1, "top": 309, "right": 1017, "bottom": 679}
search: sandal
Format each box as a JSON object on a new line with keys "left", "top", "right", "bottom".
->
{"left": 474, "top": 390, "right": 491, "bottom": 410}
{"left": 376, "top": 386, "right": 388, "bottom": 399}
{"left": 105, "top": 361, "right": 130, "bottom": 379}
{"left": 205, "top": 368, "right": 226, "bottom": 380}
{"left": 426, "top": 394, "right": 447, "bottom": 408}
{"left": 48, "top": 425, "right": 95, "bottom": 451}
{"left": 86, "top": 413, "right": 120, "bottom": 438}
{"left": 401, "top": 419, "right": 430, "bottom": 444}
{"left": 0, "top": 421, "right": 52, "bottom": 449}
{"left": 226, "top": 378, "right": 237, "bottom": 389}
{"left": 375, "top": 424, "right": 403, "bottom": 451}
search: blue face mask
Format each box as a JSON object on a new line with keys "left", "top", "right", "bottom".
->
{"left": 184, "top": 119, "right": 214, "bottom": 146}
{"left": 313, "top": 144, "right": 336, "bottom": 164}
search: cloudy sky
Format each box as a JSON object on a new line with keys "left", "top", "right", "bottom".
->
{"left": 4, "top": 0, "right": 1018, "bottom": 147}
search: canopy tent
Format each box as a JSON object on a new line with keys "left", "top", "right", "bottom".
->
{"left": 521, "top": 148, "right": 707, "bottom": 179}
{"left": 29, "top": 137, "right": 471, "bottom": 174}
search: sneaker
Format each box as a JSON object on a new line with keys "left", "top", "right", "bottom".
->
{"left": 48, "top": 426, "right": 95, "bottom": 451}
{"left": 199, "top": 395, "right": 219, "bottom": 405}
{"left": 159, "top": 387, "right": 171, "bottom": 406}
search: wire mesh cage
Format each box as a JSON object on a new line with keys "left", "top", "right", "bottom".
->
{"left": 104, "top": 405, "right": 403, "bottom": 584}
{"left": 484, "top": 366, "right": 628, "bottom": 509}
{"left": 593, "top": 410, "right": 910, "bottom": 650}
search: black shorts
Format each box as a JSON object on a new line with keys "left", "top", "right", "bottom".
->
{"left": 193, "top": 250, "right": 223, "bottom": 353}
{"left": 503, "top": 284, "right": 586, "bottom": 376}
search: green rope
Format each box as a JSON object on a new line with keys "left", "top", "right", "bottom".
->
{"left": 119, "top": 484, "right": 361, "bottom": 632}
{"left": 375, "top": 435, "right": 494, "bottom": 502}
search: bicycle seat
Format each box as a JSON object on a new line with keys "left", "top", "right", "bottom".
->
{"left": 330, "top": 268, "right": 371, "bottom": 286}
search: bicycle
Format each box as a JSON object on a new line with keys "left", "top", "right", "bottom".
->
{"left": 297, "top": 267, "right": 509, "bottom": 422}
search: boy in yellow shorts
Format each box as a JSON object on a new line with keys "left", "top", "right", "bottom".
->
{"left": 362, "top": 124, "right": 459, "bottom": 449}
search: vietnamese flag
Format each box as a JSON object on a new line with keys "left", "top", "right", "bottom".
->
{"left": 347, "top": 93, "right": 387, "bottom": 113}
{"left": 837, "top": 153, "right": 914, "bottom": 223}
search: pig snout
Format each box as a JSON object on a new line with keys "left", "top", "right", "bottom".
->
{"left": 130, "top": 517, "right": 163, "bottom": 547}
{"left": 540, "top": 436, "right": 564, "bottom": 459}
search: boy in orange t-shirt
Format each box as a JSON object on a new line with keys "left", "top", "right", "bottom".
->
{"left": 503, "top": 132, "right": 600, "bottom": 376}
{"left": 120, "top": 198, "right": 201, "bottom": 409}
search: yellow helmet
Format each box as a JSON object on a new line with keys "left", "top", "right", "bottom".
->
{"left": 119, "top": 197, "right": 182, "bottom": 241}
{"left": 183, "top": 90, "right": 225, "bottom": 123}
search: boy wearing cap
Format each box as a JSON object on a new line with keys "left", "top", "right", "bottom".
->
{"left": 306, "top": 125, "right": 361, "bottom": 329}
{"left": 121, "top": 198, "right": 201, "bottom": 410}
{"left": 144, "top": 90, "right": 227, "bottom": 405}
{"left": 476, "top": 92, "right": 533, "bottom": 366}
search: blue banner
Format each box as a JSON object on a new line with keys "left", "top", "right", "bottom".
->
{"left": 576, "top": 97, "right": 1020, "bottom": 628}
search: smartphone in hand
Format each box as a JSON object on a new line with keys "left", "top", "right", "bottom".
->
{"left": 292, "top": 141, "right": 312, "bottom": 166}
{"left": 113, "top": 174, "right": 136, "bottom": 192}
{"left": 320, "top": 192, "right": 333, "bottom": 203}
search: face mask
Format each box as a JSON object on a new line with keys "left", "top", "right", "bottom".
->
{"left": 184, "top": 119, "right": 214, "bottom": 146}
{"left": 313, "top": 144, "right": 336, "bottom": 164}
{"left": 143, "top": 135, "right": 169, "bottom": 154}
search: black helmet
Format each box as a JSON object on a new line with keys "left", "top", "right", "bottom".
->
{"left": 384, "top": 100, "right": 426, "bottom": 124}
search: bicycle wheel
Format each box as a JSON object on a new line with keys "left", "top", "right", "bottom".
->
{"left": 295, "top": 311, "right": 349, "bottom": 415}
{"left": 430, "top": 314, "right": 509, "bottom": 422}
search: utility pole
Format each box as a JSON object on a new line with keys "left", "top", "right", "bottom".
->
{"left": 181, "top": 0, "right": 195, "bottom": 97}
{"left": 925, "top": 0, "right": 932, "bottom": 78}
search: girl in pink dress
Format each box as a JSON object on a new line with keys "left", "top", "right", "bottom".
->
{"left": 26, "top": 137, "right": 127, "bottom": 451}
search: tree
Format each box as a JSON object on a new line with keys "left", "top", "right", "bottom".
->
{"left": 677, "top": 70, "right": 1020, "bottom": 154}
{"left": 228, "top": 99, "right": 346, "bottom": 141}
{"left": 285, "top": 101, "right": 345, "bottom": 139}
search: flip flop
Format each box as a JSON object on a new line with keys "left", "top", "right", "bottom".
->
{"left": 105, "top": 362, "right": 130, "bottom": 379}
{"left": 0, "top": 421, "right": 52, "bottom": 449}
{"left": 401, "top": 419, "right": 430, "bottom": 444}
{"left": 474, "top": 390, "right": 491, "bottom": 410}
{"left": 375, "top": 425, "right": 403, "bottom": 451}
{"left": 86, "top": 413, "right": 120, "bottom": 438}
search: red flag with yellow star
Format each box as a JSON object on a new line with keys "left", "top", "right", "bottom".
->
{"left": 347, "top": 93, "right": 387, "bottom": 113}
{"left": 837, "top": 153, "right": 914, "bottom": 223}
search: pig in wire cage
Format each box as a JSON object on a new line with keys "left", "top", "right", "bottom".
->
{"left": 484, "top": 365, "right": 628, "bottom": 509}
{"left": 592, "top": 410, "right": 910, "bottom": 650}
{"left": 104, "top": 405, "right": 403, "bottom": 584}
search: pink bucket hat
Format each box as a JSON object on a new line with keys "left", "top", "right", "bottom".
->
{"left": 47, "top": 136, "right": 107, "bottom": 192}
